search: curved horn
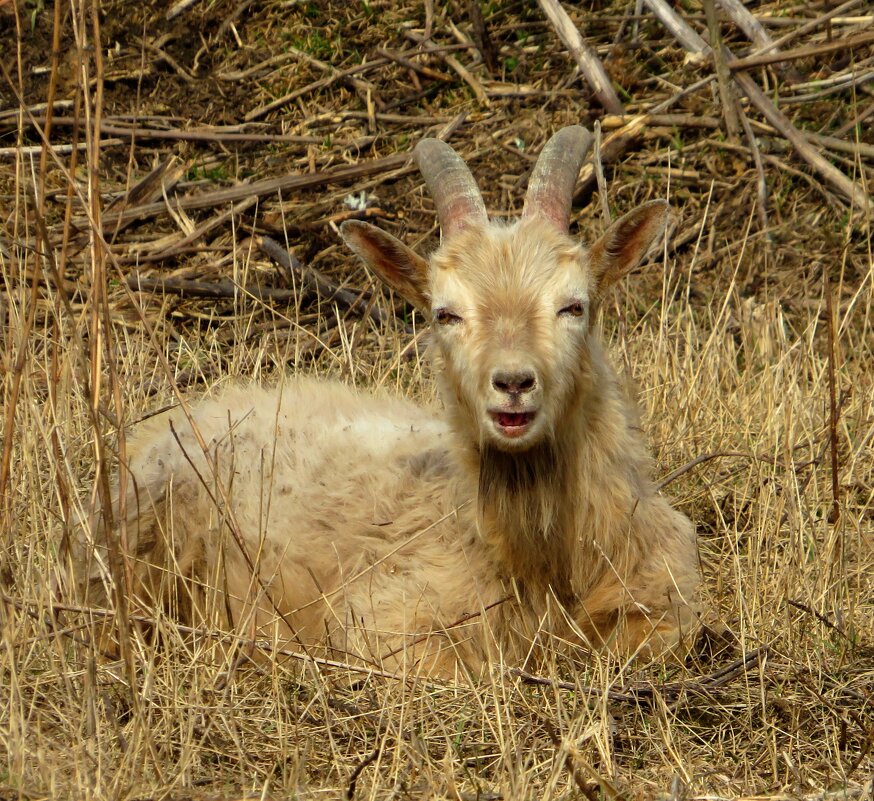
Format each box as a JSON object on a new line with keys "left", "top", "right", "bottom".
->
{"left": 522, "top": 126, "right": 594, "bottom": 232}
{"left": 414, "top": 139, "right": 488, "bottom": 238}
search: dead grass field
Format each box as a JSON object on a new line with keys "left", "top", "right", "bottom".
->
{"left": 1, "top": 0, "right": 872, "bottom": 799}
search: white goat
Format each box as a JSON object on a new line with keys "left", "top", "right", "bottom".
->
{"left": 70, "top": 126, "right": 699, "bottom": 676}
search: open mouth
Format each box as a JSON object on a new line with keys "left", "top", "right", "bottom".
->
{"left": 489, "top": 410, "right": 536, "bottom": 438}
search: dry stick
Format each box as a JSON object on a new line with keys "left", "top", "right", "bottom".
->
{"left": 745, "top": 0, "right": 864, "bottom": 56}
{"left": 374, "top": 48, "right": 453, "bottom": 82}
{"left": 599, "top": 113, "right": 720, "bottom": 129}
{"left": 244, "top": 58, "right": 390, "bottom": 121}
{"left": 377, "top": 596, "right": 510, "bottom": 662}
{"left": 511, "top": 647, "right": 767, "bottom": 703}
{"left": 654, "top": 450, "right": 804, "bottom": 491}
{"left": 468, "top": 0, "right": 499, "bottom": 75}
{"left": 90, "top": 151, "right": 412, "bottom": 229}
{"left": 804, "top": 131, "right": 874, "bottom": 160}
{"left": 727, "top": 29, "right": 874, "bottom": 71}
{"left": 125, "top": 274, "right": 300, "bottom": 302}
{"left": 738, "top": 106, "right": 769, "bottom": 233}
{"left": 543, "top": 721, "right": 600, "bottom": 801}
{"left": 734, "top": 70, "right": 870, "bottom": 212}
{"left": 407, "top": 32, "right": 491, "bottom": 106}
{"left": 346, "top": 746, "right": 382, "bottom": 801}
{"left": 25, "top": 117, "right": 335, "bottom": 145}
{"left": 714, "top": 0, "right": 775, "bottom": 51}
{"left": 786, "top": 600, "right": 855, "bottom": 645}
{"left": 105, "top": 157, "right": 189, "bottom": 239}
{"left": 0, "top": 138, "right": 125, "bottom": 158}
{"left": 714, "top": 0, "right": 802, "bottom": 81}
{"left": 592, "top": 121, "right": 611, "bottom": 223}
{"left": 536, "top": 0, "right": 624, "bottom": 114}
{"left": 702, "top": 0, "right": 741, "bottom": 141}
{"left": 835, "top": 96, "right": 874, "bottom": 136}
{"left": 648, "top": 2, "right": 870, "bottom": 212}
{"left": 575, "top": 74, "right": 718, "bottom": 196}
{"left": 255, "top": 234, "right": 394, "bottom": 329}
{"left": 127, "top": 194, "right": 259, "bottom": 262}
{"left": 643, "top": 0, "right": 711, "bottom": 61}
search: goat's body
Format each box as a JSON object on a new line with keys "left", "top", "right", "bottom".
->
{"left": 70, "top": 128, "right": 702, "bottom": 676}
{"left": 75, "top": 367, "right": 696, "bottom": 676}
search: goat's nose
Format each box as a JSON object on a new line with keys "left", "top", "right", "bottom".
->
{"left": 492, "top": 369, "right": 537, "bottom": 395}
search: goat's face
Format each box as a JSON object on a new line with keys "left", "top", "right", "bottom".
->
{"left": 425, "top": 218, "right": 592, "bottom": 450}
{"left": 342, "top": 126, "right": 670, "bottom": 453}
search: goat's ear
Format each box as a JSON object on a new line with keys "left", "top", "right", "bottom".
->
{"left": 588, "top": 200, "right": 671, "bottom": 296}
{"left": 341, "top": 220, "right": 430, "bottom": 312}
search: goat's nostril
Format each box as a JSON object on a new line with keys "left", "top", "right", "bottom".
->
{"left": 492, "top": 370, "right": 537, "bottom": 395}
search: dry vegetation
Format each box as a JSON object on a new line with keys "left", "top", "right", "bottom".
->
{"left": 1, "top": 0, "right": 873, "bottom": 798}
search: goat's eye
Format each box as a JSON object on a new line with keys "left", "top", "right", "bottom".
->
{"left": 558, "top": 301, "right": 587, "bottom": 318}
{"left": 434, "top": 308, "right": 462, "bottom": 326}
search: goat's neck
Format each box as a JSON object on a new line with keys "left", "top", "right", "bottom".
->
{"left": 457, "top": 351, "right": 646, "bottom": 603}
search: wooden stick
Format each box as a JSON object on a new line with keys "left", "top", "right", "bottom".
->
{"left": 467, "top": 0, "right": 499, "bottom": 76}
{"left": 702, "top": 0, "right": 741, "bottom": 141}
{"left": 256, "top": 235, "right": 393, "bottom": 329}
{"left": 511, "top": 647, "right": 768, "bottom": 703}
{"left": 645, "top": 0, "right": 870, "bottom": 212}
{"left": 592, "top": 121, "right": 611, "bottom": 223}
{"left": 745, "top": 0, "right": 863, "bottom": 56}
{"left": 714, "top": 0, "right": 777, "bottom": 51}
{"left": 728, "top": 29, "right": 874, "bottom": 71}
{"left": 244, "top": 58, "right": 389, "bottom": 121}
{"left": 87, "top": 151, "right": 413, "bottom": 229}
{"left": 536, "top": 0, "right": 624, "bottom": 114}
{"left": 733, "top": 69, "right": 871, "bottom": 212}
{"left": 599, "top": 113, "right": 720, "bottom": 129}
{"left": 574, "top": 74, "right": 718, "bottom": 197}
{"left": 405, "top": 33, "right": 491, "bottom": 106}
{"left": 375, "top": 48, "right": 453, "bottom": 82}
{"left": 738, "top": 107, "right": 769, "bottom": 233}
{"left": 643, "top": 0, "right": 711, "bottom": 61}
{"left": 0, "top": 139, "right": 124, "bottom": 158}
{"left": 126, "top": 273, "right": 300, "bottom": 302}
{"left": 130, "top": 195, "right": 259, "bottom": 262}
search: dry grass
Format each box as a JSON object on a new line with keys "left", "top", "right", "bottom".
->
{"left": 1, "top": 0, "right": 872, "bottom": 798}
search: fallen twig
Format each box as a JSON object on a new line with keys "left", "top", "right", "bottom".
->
{"left": 86, "top": 151, "right": 413, "bottom": 229}
{"left": 644, "top": 0, "right": 711, "bottom": 62}
{"left": 256, "top": 234, "right": 395, "bottom": 329}
{"left": 702, "top": 0, "right": 741, "bottom": 141}
{"left": 511, "top": 646, "right": 768, "bottom": 705}
{"left": 727, "top": 30, "right": 874, "bottom": 71}
{"left": 123, "top": 195, "right": 259, "bottom": 262}
{"left": 244, "top": 57, "right": 389, "bottom": 121}
{"left": 537, "top": 0, "right": 624, "bottom": 113}
{"left": 126, "top": 274, "right": 299, "bottom": 302}
{"left": 405, "top": 31, "right": 491, "bottom": 106}
{"left": 646, "top": 0, "right": 871, "bottom": 213}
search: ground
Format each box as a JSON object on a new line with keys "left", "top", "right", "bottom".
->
{"left": 0, "top": 0, "right": 872, "bottom": 799}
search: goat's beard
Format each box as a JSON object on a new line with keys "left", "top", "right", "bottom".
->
{"left": 477, "top": 438, "right": 575, "bottom": 605}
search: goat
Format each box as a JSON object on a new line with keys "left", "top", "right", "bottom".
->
{"left": 68, "top": 126, "right": 699, "bottom": 677}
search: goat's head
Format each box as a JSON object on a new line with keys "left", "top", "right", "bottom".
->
{"left": 342, "top": 126, "right": 670, "bottom": 453}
